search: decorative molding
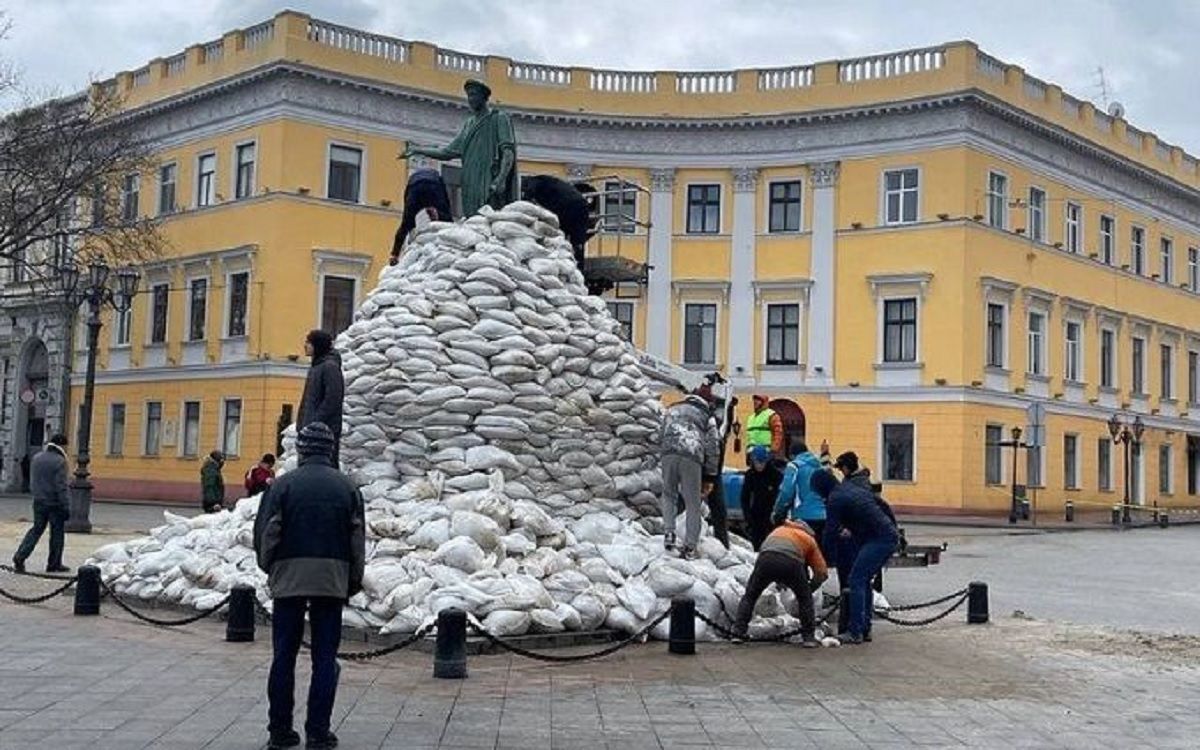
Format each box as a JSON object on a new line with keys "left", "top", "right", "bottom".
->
{"left": 731, "top": 166, "right": 759, "bottom": 193}
{"left": 752, "top": 278, "right": 813, "bottom": 303}
{"left": 1022, "top": 287, "right": 1057, "bottom": 308}
{"left": 867, "top": 272, "right": 932, "bottom": 299}
{"left": 649, "top": 168, "right": 676, "bottom": 192}
{"left": 1061, "top": 296, "right": 1093, "bottom": 318}
{"left": 980, "top": 275, "right": 1018, "bottom": 298}
{"left": 671, "top": 279, "right": 731, "bottom": 304}
{"left": 312, "top": 248, "right": 373, "bottom": 283}
{"left": 564, "top": 163, "right": 593, "bottom": 180}
{"left": 808, "top": 161, "right": 840, "bottom": 189}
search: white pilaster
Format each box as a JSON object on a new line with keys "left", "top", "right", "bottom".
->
{"left": 729, "top": 167, "right": 758, "bottom": 387}
{"left": 646, "top": 168, "right": 675, "bottom": 359}
{"left": 807, "top": 162, "right": 839, "bottom": 386}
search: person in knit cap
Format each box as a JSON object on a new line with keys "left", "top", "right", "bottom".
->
{"left": 254, "top": 422, "right": 365, "bottom": 750}
{"left": 731, "top": 519, "right": 827, "bottom": 646}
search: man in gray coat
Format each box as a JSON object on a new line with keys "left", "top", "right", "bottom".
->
{"left": 12, "top": 433, "right": 71, "bottom": 573}
{"left": 660, "top": 385, "right": 720, "bottom": 558}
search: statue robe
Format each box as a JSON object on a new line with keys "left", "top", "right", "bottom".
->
{"left": 441, "top": 107, "right": 518, "bottom": 216}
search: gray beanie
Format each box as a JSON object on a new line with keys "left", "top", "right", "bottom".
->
{"left": 296, "top": 422, "right": 336, "bottom": 457}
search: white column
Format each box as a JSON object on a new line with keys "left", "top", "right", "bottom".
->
{"left": 729, "top": 167, "right": 758, "bottom": 387}
{"left": 807, "top": 162, "right": 839, "bottom": 386}
{"left": 646, "top": 168, "right": 675, "bottom": 359}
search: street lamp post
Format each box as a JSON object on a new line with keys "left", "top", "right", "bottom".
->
{"left": 55, "top": 260, "right": 140, "bottom": 533}
{"left": 1001, "top": 425, "right": 1024, "bottom": 525}
{"left": 1108, "top": 413, "right": 1146, "bottom": 525}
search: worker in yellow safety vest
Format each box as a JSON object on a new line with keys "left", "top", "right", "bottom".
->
{"left": 745, "top": 394, "right": 785, "bottom": 460}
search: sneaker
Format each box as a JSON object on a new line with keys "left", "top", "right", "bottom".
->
{"left": 800, "top": 636, "right": 820, "bottom": 649}
{"left": 11, "top": 558, "right": 25, "bottom": 573}
{"left": 306, "top": 732, "right": 338, "bottom": 749}
{"left": 679, "top": 546, "right": 696, "bottom": 561}
{"left": 836, "top": 632, "right": 863, "bottom": 645}
{"left": 730, "top": 628, "right": 747, "bottom": 644}
{"left": 863, "top": 632, "right": 873, "bottom": 643}
{"left": 46, "top": 565, "right": 70, "bottom": 574}
{"left": 267, "top": 729, "right": 301, "bottom": 749}
{"left": 663, "top": 533, "right": 677, "bottom": 552}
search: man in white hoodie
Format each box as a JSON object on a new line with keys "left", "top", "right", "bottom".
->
{"left": 12, "top": 433, "right": 71, "bottom": 573}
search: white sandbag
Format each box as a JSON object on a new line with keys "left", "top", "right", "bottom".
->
{"left": 450, "top": 511, "right": 503, "bottom": 551}
{"left": 615, "top": 578, "right": 657, "bottom": 620}
{"left": 598, "top": 544, "right": 652, "bottom": 577}
{"left": 482, "top": 609, "right": 531, "bottom": 636}
{"left": 434, "top": 537, "right": 489, "bottom": 573}
{"left": 646, "top": 564, "right": 694, "bottom": 597}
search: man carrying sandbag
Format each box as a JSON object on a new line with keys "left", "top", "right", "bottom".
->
{"left": 254, "top": 423, "right": 365, "bottom": 749}
{"left": 731, "top": 519, "right": 827, "bottom": 646}
{"left": 660, "top": 384, "right": 720, "bottom": 559}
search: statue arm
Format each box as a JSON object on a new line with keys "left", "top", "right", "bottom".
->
{"left": 493, "top": 145, "right": 515, "bottom": 192}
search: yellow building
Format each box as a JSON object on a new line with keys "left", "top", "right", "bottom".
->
{"left": 31, "top": 11, "right": 1200, "bottom": 512}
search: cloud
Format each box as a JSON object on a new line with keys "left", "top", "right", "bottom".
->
{"left": 4, "top": 0, "right": 1196, "bottom": 152}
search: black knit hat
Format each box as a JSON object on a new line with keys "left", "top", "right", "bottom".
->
{"left": 810, "top": 469, "right": 839, "bottom": 499}
{"left": 296, "top": 423, "right": 336, "bottom": 457}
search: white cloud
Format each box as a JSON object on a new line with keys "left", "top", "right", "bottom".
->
{"left": 4, "top": 0, "right": 1197, "bottom": 152}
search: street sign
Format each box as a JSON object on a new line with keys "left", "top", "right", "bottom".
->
{"left": 1025, "top": 402, "right": 1046, "bottom": 447}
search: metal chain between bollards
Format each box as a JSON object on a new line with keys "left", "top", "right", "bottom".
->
{"left": 465, "top": 610, "right": 671, "bottom": 663}
{"left": 883, "top": 587, "right": 969, "bottom": 612}
{"left": 97, "top": 578, "right": 232, "bottom": 627}
{"left": 696, "top": 597, "right": 842, "bottom": 643}
{"left": 0, "top": 576, "right": 77, "bottom": 604}
{"left": 320, "top": 621, "right": 438, "bottom": 662}
{"left": 874, "top": 591, "right": 970, "bottom": 627}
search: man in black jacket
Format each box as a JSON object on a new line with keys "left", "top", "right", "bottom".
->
{"left": 12, "top": 434, "right": 71, "bottom": 573}
{"left": 254, "top": 423, "right": 365, "bottom": 750}
{"left": 297, "top": 329, "right": 345, "bottom": 467}
{"left": 740, "top": 445, "right": 782, "bottom": 549}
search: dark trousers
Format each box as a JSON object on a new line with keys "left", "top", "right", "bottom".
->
{"left": 268, "top": 596, "right": 344, "bottom": 738}
{"left": 847, "top": 539, "right": 896, "bottom": 638}
{"left": 734, "top": 551, "right": 814, "bottom": 638}
{"left": 14, "top": 502, "right": 65, "bottom": 568}
{"left": 706, "top": 479, "right": 729, "bottom": 548}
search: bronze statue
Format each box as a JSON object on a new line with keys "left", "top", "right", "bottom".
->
{"left": 400, "top": 79, "right": 518, "bottom": 216}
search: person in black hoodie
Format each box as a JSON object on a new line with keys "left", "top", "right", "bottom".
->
{"left": 739, "top": 445, "right": 782, "bottom": 549}
{"left": 297, "top": 329, "right": 345, "bottom": 467}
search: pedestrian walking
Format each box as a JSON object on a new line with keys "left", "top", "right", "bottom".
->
{"left": 660, "top": 384, "right": 720, "bottom": 559}
{"left": 298, "top": 329, "right": 345, "bottom": 467}
{"left": 811, "top": 467, "right": 899, "bottom": 645}
{"left": 744, "top": 394, "right": 785, "bottom": 461}
{"left": 740, "top": 445, "right": 782, "bottom": 549}
{"left": 11, "top": 433, "right": 71, "bottom": 573}
{"left": 200, "top": 450, "right": 225, "bottom": 513}
{"left": 731, "top": 520, "right": 828, "bottom": 646}
{"left": 245, "top": 453, "right": 277, "bottom": 496}
{"left": 254, "top": 423, "right": 366, "bottom": 750}
{"left": 772, "top": 440, "right": 829, "bottom": 544}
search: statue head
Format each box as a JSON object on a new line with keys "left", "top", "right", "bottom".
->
{"left": 463, "top": 79, "right": 491, "bottom": 113}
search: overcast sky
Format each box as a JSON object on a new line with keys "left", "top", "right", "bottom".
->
{"left": 4, "top": 0, "right": 1198, "bottom": 153}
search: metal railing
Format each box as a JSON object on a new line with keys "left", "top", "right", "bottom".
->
{"left": 306, "top": 19, "right": 408, "bottom": 62}
{"left": 757, "top": 65, "right": 813, "bottom": 90}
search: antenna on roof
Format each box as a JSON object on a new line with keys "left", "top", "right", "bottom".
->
{"left": 1094, "top": 66, "right": 1111, "bottom": 110}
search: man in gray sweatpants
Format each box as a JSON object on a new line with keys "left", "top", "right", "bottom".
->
{"left": 660, "top": 385, "right": 720, "bottom": 558}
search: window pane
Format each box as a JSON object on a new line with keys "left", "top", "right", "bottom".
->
{"left": 329, "top": 146, "right": 362, "bottom": 202}
{"left": 322, "top": 276, "right": 356, "bottom": 335}
{"left": 882, "top": 424, "right": 914, "bottom": 481}
{"left": 189, "top": 279, "right": 207, "bottom": 341}
{"left": 985, "top": 425, "right": 1002, "bottom": 484}
{"left": 223, "top": 399, "right": 242, "bottom": 457}
{"left": 183, "top": 402, "right": 200, "bottom": 457}
{"left": 108, "top": 404, "right": 125, "bottom": 455}
{"left": 151, "top": 284, "right": 168, "bottom": 344}
{"left": 886, "top": 193, "right": 900, "bottom": 223}
{"left": 228, "top": 272, "right": 248, "bottom": 337}
{"left": 146, "top": 402, "right": 162, "bottom": 456}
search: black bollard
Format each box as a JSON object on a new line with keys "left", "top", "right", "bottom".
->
{"left": 433, "top": 608, "right": 467, "bottom": 679}
{"left": 838, "top": 588, "right": 851, "bottom": 636}
{"left": 967, "top": 581, "right": 989, "bottom": 624}
{"left": 74, "top": 564, "right": 100, "bottom": 616}
{"left": 1064, "top": 501, "right": 1074, "bottom": 523}
{"left": 1160, "top": 512, "right": 1169, "bottom": 529}
{"left": 668, "top": 596, "right": 695, "bottom": 655}
{"left": 225, "top": 585, "right": 256, "bottom": 642}
{"left": 1111, "top": 506, "right": 1121, "bottom": 526}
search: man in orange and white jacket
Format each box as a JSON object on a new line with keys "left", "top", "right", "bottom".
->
{"left": 731, "top": 519, "right": 828, "bottom": 646}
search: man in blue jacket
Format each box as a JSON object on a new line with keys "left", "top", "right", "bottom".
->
{"left": 811, "top": 467, "right": 898, "bottom": 645}
{"left": 772, "top": 441, "right": 829, "bottom": 543}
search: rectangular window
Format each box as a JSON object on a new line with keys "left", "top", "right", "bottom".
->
{"left": 881, "top": 423, "right": 915, "bottom": 482}
{"left": 188, "top": 278, "right": 207, "bottom": 341}
{"left": 602, "top": 180, "right": 636, "bottom": 233}
{"left": 1064, "top": 321, "right": 1081, "bottom": 382}
{"left": 234, "top": 143, "right": 256, "bottom": 200}
{"left": 1131, "top": 226, "right": 1145, "bottom": 275}
{"left": 606, "top": 301, "right": 634, "bottom": 341}
{"left": 1099, "top": 215, "right": 1114, "bottom": 264}
{"left": 1027, "top": 187, "right": 1045, "bottom": 242}
{"left": 321, "top": 275, "right": 356, "bottom": 335}
{"left": 883, "top": 298, "right": 918, "bottom": 363}
{"left": 686, "top": 184, "right": 721, "bottom": 234}
{"left": 1027, "top": 312, "right": 1045, "bottom": 376}
{"left": 222, "top": 398, "right": 242, "bottom": 457}
{"left": 769, "top": 180, "right": 803, "bottom": 232}
{"left": 987, "top": 172, "right": 1007, "bottom": 229}
{"left": 1132, "top": 336, "right": 1146, "bottom": 394}
{"left": 1160, "top": 238, "right": 1173, "bottom": 283}
{"left": 1161, "top": 344, "right": 1174, "bottom": 400}
{"left": 1189, "top": 247, "right": 1199, "bottom": 292}
{"left": 196, "top": 153, "right": 216, "bottom": 207}
{"left": 144, "top": 401, "right": 162, "bottom": 456}
{"left": 226, "top": 272, "right": 249, "bottom": 338}
{"left": 1063, "top": 434, "right": 1078, "bottom": 489}
{"left": 1190, "top": 350, "right": 1199, "bottom": 404}
{"left": 328, "top": 145, "right": 362, "bottom": 202}
{"left": 91, "top": 183, "right": 107, "bottom": 227}
{"left": 1160, "top": 444, "right": 1173, "bottom": 494}
{"left": 766, "top": 304, "right": 800, "bottom": 365}
{"left": 986, "top": 303, "right": 1005, "bottom": 368}
{"left": 883, "top": 169, "right": 918, "bottom": 225}
{"left": 114, "top": 307, "right": 131, "bottom": 347}
{"left": 1098, "top": 438, "right": 1112, "bottom": 491}
{"left": 150, "top": 283, "right": 168, "bottom": 344}
{"left": 1100, "top": 329, "right": 1115, "bottom": 388}
{"left": 121, "top": 174, "right": 139, "bottom": 222}
{"left": 1064, "top": 202, "right": 1081, "bottom": 253}
{"left": 158, "top": 163, "right": 177, "bottom": 215}
{"left": 683, "top": 303, "right": 717, "bottom": 365}
{"left": 985, "top": 424, "right": 1003, "bottom": 485}
{"left": 107, "top": 403, "right": 126, "bottom": 456}
{"left": 1027, "top": 444, "right": 1043, "bottom": 488}
{"left": 182, "top": 401, "right": 201, "bottom": 458}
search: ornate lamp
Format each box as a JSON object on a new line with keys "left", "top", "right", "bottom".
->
{"left": 57, "top": 261, "right": 81, "bottom": 301}
{"left": 113, "top": 266, "right": 141, "bottom": 312}
{"left": 1132, "top": 416, "right": 1145, "bottom": 442}
{"left": 1107, "top": 413, "right": 1121, "bottom": 442}
{"left": 87, "top": 260, "right": 110, "bottom": 290}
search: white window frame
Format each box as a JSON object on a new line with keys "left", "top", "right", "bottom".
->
{"left": 1026, "top": 442, "right": 1045, "bottom": 488}
{"left": 601, "top": 180, "right": 640, "bottom": 235}
{"left": 1097, "top": 437, "right": 1113, "bottom": 492}
{"left": 880, "top": 167, "right": 920, "bottom": 226}
{"left": 1063, "top": 433, "right": 1080, "bottom": 490}
{"left": 319, "top": 274, "right": 358, "bottom": 337}
{"left": 224, "top": 269, "right": 251, "bottom": 339}
{"left": 1099, "top": 326, "right": 1118, "bottom": 389}
{"left": 1131, "top": 225, "right": 1146, "bottom": 275}
{"left": 121, "top": 173, "right": 140, "bottom": 223}
{"left": 984, "top": 423, "right": 1005, "bottom": 485}
{"left": 1161, "top": 342, "right": 1175, "bottom": 401}
{"left": 195, "top": 151, "right": 217, "bottom": 208}
{"left": 1027, "top": 310, "right": 1047, "bottom": 377}
{"left": 684, "top": 182, "right": 723, "bottom": 235}
{"left": 313, "top": 251, "right": 370, "bottom": 333}
{"left": 1160, "top": 237, "right": 1174, "bottom": 283}
{"left": 878, "top": 420, "right": 917, "bottom": 484}
{"left": 1099, "top": 214, "right": 1115, "bottom": 265}
{"left": 219, "top": 397, "right": 243, "bottom": 458}
{"left": 1132, "top": 335, "right": 1147, "bottom": 396}
{"left": 158, "top": 162, "right": 178, "bottom": 216}
{"left": 986, "top": 171, "right": 1008, "bottom": 230}
{"left": 1027, "top": 186, "right": 1046, "bottom": 243}
{"left": 146, "top": 280, "right": 170, "bottom": 346}
{"left": 1188, "top": 247, "right": 1199, "bottom": 293}
{"left": 143, "top": 400, "right": 163, "bottom": 457}
{"left": 765, "top": 178, "right": 804, "bottom": 233}
{"left": 185, "top": 275, "right": 209, "bottom": 342}
{"left": 180, "top": 400, "right": 202, "bottom": 459}
{"left": 1189, "top": 348, "right": 1200, "bottom": 405}
{"left": 681, "top": 301, "right": 720, "bottom": 366}
{"left": 1064, "top": 201, "right": 1081, "bottom": 253}
{"left": 107, "top": 402, "right": 126, "bottom": 457}
{"left": 1159, "top": 443, "right": 1174, "bottom": 495}
{"left": 763, "top": 302, "right": 803, "bottom": 366}
{"left": 325, "top": 141, "right": 366, "bottom": 204}
{"left": 985, "top": 301, "right": 1008, "bottom": 370}
{"left": 1064, "top": 319, "right": 1082, "bottom": 383}
{"left": 112, "top": 306, "right": 132, "bottom": 348}
{"left": 605, "top": 299, "right": 638, "bottom": 345}
{"left": 232, "top": 139, "right": 257, "bottom": 201}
